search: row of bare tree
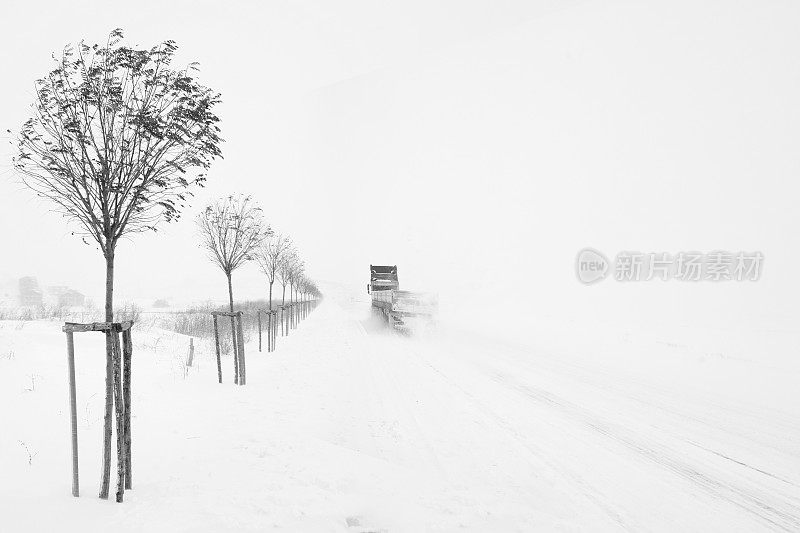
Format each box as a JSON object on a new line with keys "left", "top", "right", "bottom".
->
{"left": 196, "top": 194, "right": 320, "bottom": 323}
{"left": 12, "top": 29, "right": 321, "bottom": 333}
{"left": 9, "top": 29, "right": 318, "bottom": 500}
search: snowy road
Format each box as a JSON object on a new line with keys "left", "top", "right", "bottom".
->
{"left": 328, "top": 289, "right": 800, "bottom": 532}
{"left": 1, "top": 287, "right": 799, "bottom": 532}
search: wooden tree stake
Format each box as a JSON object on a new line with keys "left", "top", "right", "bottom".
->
{"left": 63, "top": 321, "right": 134, "bottom": 501}
{"left": 237, "top": 316, "right": 246, "bottom": 385}
{"left": 267, "top": 311, "right": 272, "bottom": 352}
{"left": 231, "top": 315, "right": 239, "bottom": 384}
{"left": 213, "top": 314, "right": 222, "bottom": 383}
{"left": 122, "top": 328, "right": 133, "bottom": 490}
{"left": 112, "top": 332, "right": 125, "bottom": 502}
{"left": 100, "top": 331, "right": 113, "bottom": 499}
{"left": 66, "top": 331, "right": 79, "bottom": 497}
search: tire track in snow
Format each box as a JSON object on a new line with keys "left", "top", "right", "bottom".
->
{"left": 484, "top": 369, "right": 800, "bottom": 532}
{"left": 394, "top": 334, "right": 800, "bottom": 531}
{"left": 684, "top": 441, "right": 799, "bottom": 489}
{"left": 394, "top": 339, "right": 637, "bottom": 532}
{"left": 352, "top": 310, "right": 633, "bottom": 529}
{"left": 482, "top": 336, "right": 800, "bottom": 460}
{"left": 445, "top": 330, "right": 800, "bottom": 499}
{"left": 353, "top": 316, "right": 449, "bottom": 479}
{"left": 341, "top": 292, "right": 800, "bottom": 530}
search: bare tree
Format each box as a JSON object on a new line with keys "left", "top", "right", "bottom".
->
{"left": 287, "top": 258, "right": 304, "bottom": 328}
{"left": 197, "top": 194, "right": 268, "bottom": 381}
{"left": 289, "top": 258, "right": 305, "bottom": 308}
{"left": 297, "top": 277, "right": 320, "bottom": 303}
{"left": 296, "top": 275, "right": 306, "bottom": 303}
{"left": 12, "top": 29, "right": 222, "bottom": 499}
{"left": 299, "top": 275, "right": 316, "bottom": 303}
{"left": 308, "top": 280, "right": 321, "bottom": 300}
{"left": 277, "top": 247, "right": 298, "bottom": 306}
{"left": 254, "top": 233, "right": 291, "bottom": 312}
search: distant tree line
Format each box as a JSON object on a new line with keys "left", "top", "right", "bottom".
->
{"left": 197, "top": 193, "right": 320, "bottom": 317}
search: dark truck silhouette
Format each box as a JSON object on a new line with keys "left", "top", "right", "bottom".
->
{"left": 368, "top": 265, "right": 437, "bottom": 330}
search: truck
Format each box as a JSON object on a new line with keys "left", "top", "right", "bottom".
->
{"left": 368, "top": 265, "right": 437, "bottom": 330}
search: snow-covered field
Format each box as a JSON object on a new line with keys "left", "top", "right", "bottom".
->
{"left": 1, "top": 284, "right": 799, "bottom": 532}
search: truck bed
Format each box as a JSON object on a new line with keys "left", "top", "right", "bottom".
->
{"left": 371, "top": 289, "right": 437, "bottom": 319}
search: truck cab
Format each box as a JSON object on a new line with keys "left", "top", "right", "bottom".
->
{"left": 368, "top": 265, "right": 399, "bottom": 293}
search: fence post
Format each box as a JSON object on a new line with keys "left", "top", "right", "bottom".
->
{"left": 187, "top": 337, "right": 194, "bottom": 367}
{"left": 66, "top": 331, "right": 79, "bottom": 497}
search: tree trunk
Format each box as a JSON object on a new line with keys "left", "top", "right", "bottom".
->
{"left": 100, "top": 251, "right": 114, "bottom": 499}
{"left": 227, "top": 272, "right": 239, "bottom": 384}
{"left": 226, "top": 271, "right": 235, "bottom": 313}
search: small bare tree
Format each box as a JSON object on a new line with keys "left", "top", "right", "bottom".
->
{"left": 197, "top": 194, "right": 268, "bottom": 380}
{"left": 277, "top": 247, "right": 298, "bottom": 306}
{"left": 307, "top": 280, "right": 321, "bottom": 300}
{"left": 290, "top": 259, "right": 305, "bottom": 307}
{"left": 254, "top": 233, "right": 291, "bottom": 312}
{"left": 12, "top": 29, "right": 222, "bottom": 499}
{"left": 296, "top": 275, "right": 307, "bottom": 303}
{"left": 297, "top": 277, "right": 320, "bottom": 304}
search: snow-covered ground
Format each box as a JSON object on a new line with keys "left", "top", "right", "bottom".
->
{"left": 1, "top": 284, "right": 799, "bottom": 532}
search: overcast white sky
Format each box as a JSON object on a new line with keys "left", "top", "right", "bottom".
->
{"left": 1, "top": 0, "right": 798, "bottom": 331}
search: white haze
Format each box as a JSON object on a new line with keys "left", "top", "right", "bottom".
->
{"left": 0, "top": 0, "right": 798, "bottom": 336}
